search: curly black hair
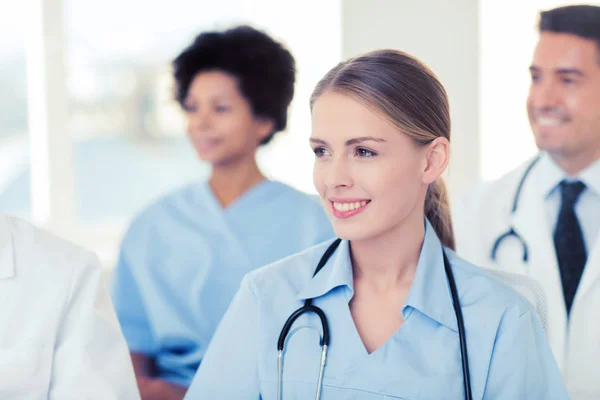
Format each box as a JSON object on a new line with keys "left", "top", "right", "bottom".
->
{"left": 173, "top": 25, "right": 296, "bottom": 145}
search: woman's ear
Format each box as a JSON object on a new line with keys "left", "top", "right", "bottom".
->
{"left": 422, "top": 137, "right": 450, "bottom": 184}
{"left": 255, "top": 118, "right": 276, "bottom": 144}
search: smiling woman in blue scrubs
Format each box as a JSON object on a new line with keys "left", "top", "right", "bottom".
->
{"left": 110, "top": 26, "right": 334, "bottom": 400}
{"left": 184, "top": 50, "right": 569, "bottom": 399}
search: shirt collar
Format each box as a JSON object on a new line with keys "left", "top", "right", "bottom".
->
{"left": 0, "top": 215, "right": 16, "bottom": 280}
{"left": 579, "top": 157, "right": 600, "bottom": 199}
{"left": 295, "top": 219, "right": 458, "bottom": 332}
{"left": 536, "top": 152, "right": 567, "bottom": 199}
{"left": 403, "top": 219, "right": 458, "bottom": 332}
{"left": 536, "top": 151, "right": 600, "bottom": 199}
{"left": 296, "top": 239, "right": 354, "bottom": 301}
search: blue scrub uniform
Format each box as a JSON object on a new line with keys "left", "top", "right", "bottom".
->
{"left": 111, "top": 179, "right": 334, "bottom": 387}
{"left": 185, "top": 219, "right": 569, "bottom": 399}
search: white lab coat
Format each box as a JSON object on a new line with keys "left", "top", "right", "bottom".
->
{"left": 0, "top": 215, "right": 140, "bottom": 400}
{"left": 452, "top": 158, "right": 600, "bottom": 400}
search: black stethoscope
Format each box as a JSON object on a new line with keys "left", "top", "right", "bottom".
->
{"left": 276, "top": 238, "right": 472, "bottom": 400}
{"left": 490, "top": 155, "right": 541, "bottom": 263}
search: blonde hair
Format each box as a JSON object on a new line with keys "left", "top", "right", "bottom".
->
{"left": 310, "top": 49, "right": 455, "bottom": 249}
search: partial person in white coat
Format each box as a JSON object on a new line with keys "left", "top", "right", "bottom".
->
{"left": 0, "top": 214, "right": 140, "bottom": 399}
{"left": 453, "top": 5, "right": 600, "bottom": 400}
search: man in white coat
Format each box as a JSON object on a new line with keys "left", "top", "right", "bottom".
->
{"left": 453, "top": 5, "right": 600, "bottom": 400}
{"left": 0, "top": 214, "right": 140, "bottom": 399}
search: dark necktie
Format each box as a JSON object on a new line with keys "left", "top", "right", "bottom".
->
{"left": 553, "top": 180, "right": 587, "bottom": 316}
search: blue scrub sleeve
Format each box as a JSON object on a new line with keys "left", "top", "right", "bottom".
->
{"left": 111, "top": 246, "right": 156, "bottom": 355}
{"left": 483, "top": 308, "right": 569, "bottom": 399}
{"left": 184, "top": 276, "right": 260, "bottom": 399}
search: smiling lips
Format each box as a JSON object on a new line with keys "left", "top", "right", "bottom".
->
{"left": 330, "top": 199, "right": 370, "bottom": 219}
{"left": 536, "top": 116, "right": 566, "bottom": 127}
{"left": 194, "top": 136, "right": 222, "bottom": 152}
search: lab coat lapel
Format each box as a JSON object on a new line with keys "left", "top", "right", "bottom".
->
{"left": 0, "top": 216, "right": 15, "bottom": 280}
{"left": 511, "top": 170, "right": 567, "bottom": 367}
{"left": 572, "top": 233, "right": 600, "bottom": 307}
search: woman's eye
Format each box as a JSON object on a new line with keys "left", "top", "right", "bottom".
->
{"left": 313, "top": 147, "right": 330, "bottom": 157}
{"left": 356, "top": 148, "right": 376, "bottom": 158}
{"left": 184, "top": 104, "right": 197, "bottom": 113}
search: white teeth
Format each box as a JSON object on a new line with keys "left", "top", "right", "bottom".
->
{"left": 537, "top": 117, "right": 562, "bottom": 126}
{"left": 333, "top": 201, "right": 368, "bottom": 212}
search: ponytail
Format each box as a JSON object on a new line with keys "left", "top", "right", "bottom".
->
{"left": 424, "top": 179, "right": 455, "bottom": 250}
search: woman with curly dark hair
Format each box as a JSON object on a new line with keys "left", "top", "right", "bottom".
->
{"left": 110, "top": 25, "right": 333, "bottom": 399}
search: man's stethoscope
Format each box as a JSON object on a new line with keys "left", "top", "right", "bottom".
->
{"left": 490, "top": 155, "right": 541, "bottom": 263}
{"left": 276, "top": 239, "right": 473, "bottom": 400}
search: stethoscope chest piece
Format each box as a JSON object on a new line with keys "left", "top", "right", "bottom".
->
{"left": 490, "top": 156, "right": 540, "bottom": 263}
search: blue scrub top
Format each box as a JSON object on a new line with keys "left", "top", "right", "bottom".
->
{"left": 111, "top": 179, "right": 334, "bottom": 387}
{"left": 185, "top": 219, "right": 569, "bottom": 399}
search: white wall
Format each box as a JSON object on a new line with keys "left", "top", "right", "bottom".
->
{"left": 341, "top": 0, "right": 481, "bottom": 202}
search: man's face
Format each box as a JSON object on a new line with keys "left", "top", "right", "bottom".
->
{"left": 527, "top": 32, "right": 600, "bottom": 168}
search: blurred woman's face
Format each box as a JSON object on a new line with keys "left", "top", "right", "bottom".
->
{"left": 184, "top": 71, "right": 272, "bottom": 167}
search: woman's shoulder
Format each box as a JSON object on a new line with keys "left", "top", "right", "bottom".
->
{"left": 243, "top": 239, "right": 336, "bottom": 300}
{"left": 447, "top": 249, "right": 536, "bottom": 318}
{"left": 447, "top": 250, "right": 564, "bottom": 399}
{"left": 125, "top": 180, "right": 207, "bottom": 234}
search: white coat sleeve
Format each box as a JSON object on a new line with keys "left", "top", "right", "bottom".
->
{"left": 48, "top": 251, "right": 141, "bottom": 400}
{"left": 451, "top": 191, "right": 475, "bottom": 257}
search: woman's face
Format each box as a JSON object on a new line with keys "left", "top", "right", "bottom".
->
{"left": 184, "top": 70, "right": 273, "bottom": 167}
{"left": 311, "top": 91, "right": 447, "bottom": 242}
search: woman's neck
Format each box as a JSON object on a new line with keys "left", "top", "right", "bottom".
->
{"left": 350, "top": 212, "right": 425, "bottom": 293}
{"left": 209, "top": 157, "right": 265, "bottom": 208}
